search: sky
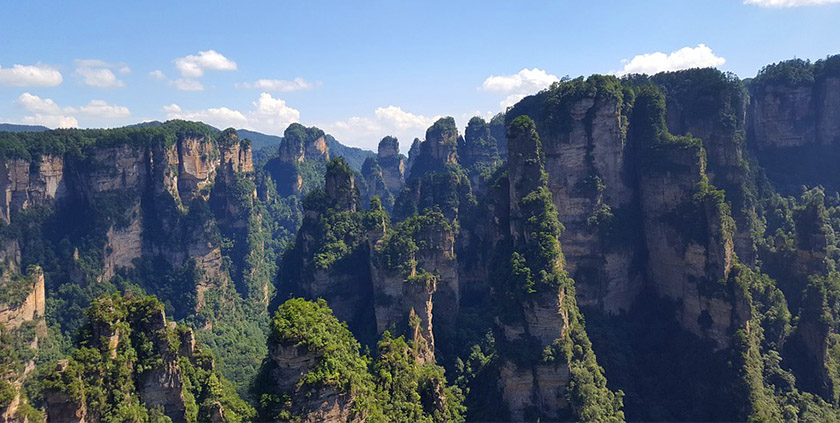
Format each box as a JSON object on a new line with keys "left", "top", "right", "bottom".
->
{"left": 1, "top": 0, "right": 839, "bottom": 152}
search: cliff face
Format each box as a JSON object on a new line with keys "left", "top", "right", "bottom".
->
{"left": 0, "top": 154, "right": 67, "bottom": 223}
{"left": 0, "top": 128, "right": 261, "bottom": 312}
{"left": 507, "top": 78, "right": 640, "bottom": 314}
{"left": 0, "top": 266, "right": 46, "bottom": 423}
{"left": 0, "top": 267, "right": 45, "bottom": 330}
{"left": 269, "top": 343, "right": 360, "bottom": 422}
{"left": 409, "top": 118, "right": 459, "bottom": 180}
{"left": 376, "top": 136, "right": 405, "bottom": 193}
{"left": 275, "top": 123, "right": 330, "bottom": 195}
{"left": 284, "top": 158, "right": 374, "bottom": 337}
{"left": 633, "top": 87, "right": 750, "bottom": 349}
{"left": 748, "top": 58, "right": 840, "bottom": 193}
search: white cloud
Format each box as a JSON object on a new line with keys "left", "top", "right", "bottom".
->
{"left": 21, "top": 114, "right": 78, "bottom": 129}
{"left": 69, "top": 100, "right": 131, "bottom": 118}
{"left": 374, "top": 106, "right": 433, "bottom": 130}
{"left": 480, "top": 68, "right": 559, "bottom": 109}
{"left": 0, "top": 64, "right": 63, "bottom": 87}
{"left": 76, "top": 67, "right": 123, "bottom": 88}
{"left": 166, "top": 105, "right": 248, "bottom": 129}
{"left": 149, "top": 70, "right": 166, "bottom": 80}
{"left": 617, "top": 44, "right": 726, "bottom": 75}
{"left": 175, "top": 50, "right": 237, "bottom": 78}
{"left": 250, "top": 93, "right": 301, "bottom": 131}
{"left": 162, "top": 103, "right": 182, "bottom": 113}
{"left": 163, "top": 93, "right": 299, "bottom": 133}
{"left": 745, "top": 0, "right": 840, "bottom": 6}
{"left": 15, "top": 92, "right": 130, "bottom": 128}
{"left": 75, "top": 59, "right": 127, "bottom": 88}
{"left": 237, "top": 77, "right": 319, "bottom": 92}
{"left": 323, "top": 106, "right": 439, "bottom": 151}
{"left": 17, "top": 92, "right": 61, "bottom": 114}
{"left": 172, "top": 78, "right": 204, "bottom": 91}
{"left": 481, "top": 68, "right": 560, "bottom": 93}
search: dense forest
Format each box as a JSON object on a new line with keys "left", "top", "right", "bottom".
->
{"left": 1, "top": 54, "right": 840, "bottom": 422}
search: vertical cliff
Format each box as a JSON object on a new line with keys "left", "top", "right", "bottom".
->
{"left": 495, "top": 116, "right": 623, "bottom": 422}
{"left": 459, "top": 117, "right": 501, "bottom": 193}
{"left": 507, "top": 76, "right": 640, "bottom": 313}
{"left": 272, "top": 123, "right": 330, "bottom": 196}
{"left": 632, "top": 86, "right": 749, "bottom": 348}
{"left": 377, "top": 136, "right": 406, "bottom": 193}
{"left": 748, "top": 56, "right": 840, "bottom": 194}
{"left": 281, "top": 157, "right": 375, "bottom": 339}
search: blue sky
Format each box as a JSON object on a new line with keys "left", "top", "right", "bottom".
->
{"left": 1, "top": 0, "right": 838, "bottom": 151}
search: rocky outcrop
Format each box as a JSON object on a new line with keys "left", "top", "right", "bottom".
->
{"left": 279, "top": 123, "right": 329, "bottom": 164}
{"left": 0, "top": 154, "right": 67, "bottom": 223}
{"left": 260, "top": 299, "right": 371, "bottom": 423}
{"left": 460, "top": 117, "right": 500, "bottom": 170}
{"left": 325, "top": 157, "right": 358, "bottom": 213}
{"left": 367, "top": 208, "right": 457, "bottom": 364}
{"left": 0, "top": 266, "right": 45, "bottom": 330}
{"left": 652, "top": 69, "right": 757, "bottom": 262}
{"left": 376, "top": 136, "right": 405, "bottom": 193}
{"left": 406, "top": 138, "right": 421, "bottom": 176}
{"left": 286, "top": 158, "right": 373, "bottom": 335}
{"left": 408, "top": 118, "right": 459, "bottom": 180}
{"left": 267, "top": 343, "right": 360, "bottom": 423}
{"left": 43, "top": 360, "right": 87, "bottom": 423}
{"left": 361, "top": 158, "right": 392, "bottom": 209}
{"left": 460, "top": 117, "right": 501, "bottom": 193}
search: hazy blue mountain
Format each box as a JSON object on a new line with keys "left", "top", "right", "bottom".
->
{"left": 0, "top": 123, "right": 50, "bottom": 132}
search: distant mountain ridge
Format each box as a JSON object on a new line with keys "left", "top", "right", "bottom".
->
{"left": 0, "top": 123, "right": 50, "bottom": 132}
{"left": 0, "top": 121, "right": 374, "bottom": 171}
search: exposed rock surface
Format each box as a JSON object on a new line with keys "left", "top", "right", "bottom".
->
{"left": 508, "top": 83, "right": 639, "bottom": 313}
{"left": 0, "top": 155, "right": 67, "bottom": 223}
{"left": 0, "top": 267, "right": 45, "bottom": 330}
{"left": 376, "top": 136, "right": 405, "bottom": 193}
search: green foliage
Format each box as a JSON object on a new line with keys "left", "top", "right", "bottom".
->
{"left": 373, "top": 332, "right": 465, "bottom": 422}
{"left": 0, "top": 120, "right": 216, "bottom": 161}
{"left": 506, "top": 74, "right": 624, "bottom": 137}
{"left": 40, "top": 293, "right": 252, "bottom": 422}
{"left": 377, "top": 209, "right": 451, "bottom": 277}
{"left": 258, "top": 299, "right": 464, "bottom": 422}
{"left": 258, "top": 298, "right": 378, "bottom": 420}
{"left": 0, "top": 267, "right": 40, "bottom": 307}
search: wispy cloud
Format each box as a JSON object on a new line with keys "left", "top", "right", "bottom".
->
{"left": 236, "top": 77, "right": 320, "bottom": 92}
{"left": 171, "top": 78, "right": 205, "bottom": 91}
{"left": 75, "top": 59, "right": 129, "bottom": 88}
{"left": 744, "top": 0, "right": 840, "bottom": 7}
